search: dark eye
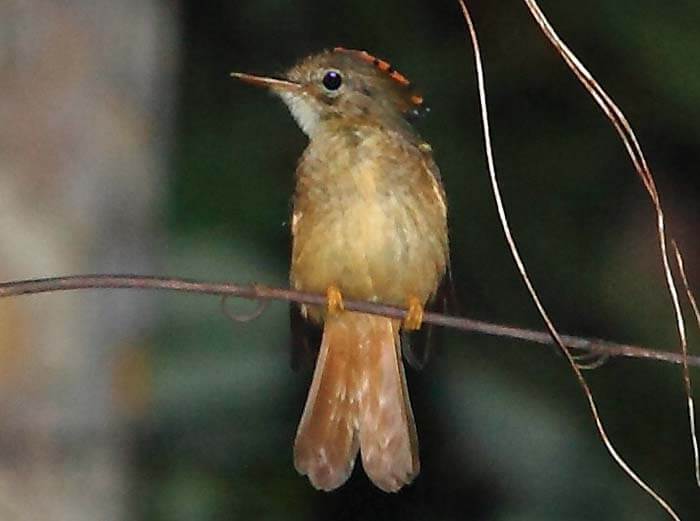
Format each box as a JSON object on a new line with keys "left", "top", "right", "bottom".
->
{"left": 322, "top": 70, "right": 343, "bottom": 91}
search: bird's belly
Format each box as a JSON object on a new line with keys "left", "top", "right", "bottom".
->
{"left": 291, "top": 191, "right": 445, "bottom": 313}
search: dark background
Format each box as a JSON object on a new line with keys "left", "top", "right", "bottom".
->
{"left": 137, "top": 1, "right": 698, "bottom": 520}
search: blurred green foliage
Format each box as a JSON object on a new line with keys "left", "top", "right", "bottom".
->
{"left": 139, "top": 1, "right": 699, "bottom": 519}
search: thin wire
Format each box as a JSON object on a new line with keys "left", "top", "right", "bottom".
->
{"left": 522, "top": 0, "right": 697, "bottom": 493}
{"left": 0, "top": 274, "right": 697, "bottom": 367}
{"left": 673, "top": 241, "right": 700, "bottom": 487}
{"left": 220, "top": 294, "right": 270, "bottom": 323}
{"left": 457, "top": 2, "right": 680, "bottom": 519}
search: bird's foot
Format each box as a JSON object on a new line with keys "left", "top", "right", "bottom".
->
{"left": 326, "top": 285, "right": 345, "bottom": 315}
{"left": 403, "top": 296, "right": 424, "bottom": 331}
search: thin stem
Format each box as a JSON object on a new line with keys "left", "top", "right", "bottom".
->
{"left": 0, "top": 273, "right": 697, "bottom": 368}
{"left": 458, "top": 2, "right": 681, "bottom": 519}
{"left": 522, "top": 0, "right": 697, "bottom": 496}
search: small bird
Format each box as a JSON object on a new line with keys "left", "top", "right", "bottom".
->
{"left": 231, "top": 48, "right": 449, "bottom": 492}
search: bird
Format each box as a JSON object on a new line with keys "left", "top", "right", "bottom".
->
{"left": 231, "top": 47, "right": 449, "bottom": 492}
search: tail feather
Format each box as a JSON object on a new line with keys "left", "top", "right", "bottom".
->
{"left": 294, "top": 314, "right": 360, "bottom": 490}
{"left": 358, "top": 317, "right": 419, "bottom": 491}
{"left": 294, "top": 312, "right": 419, "bottom": 492}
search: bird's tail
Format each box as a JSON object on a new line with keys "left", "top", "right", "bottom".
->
{"left": 294, "top": 311, "right": 419, "bottom": 492}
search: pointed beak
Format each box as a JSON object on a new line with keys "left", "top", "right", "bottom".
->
{"left": 230, "top": 72, "right": 301, "bottom": 92}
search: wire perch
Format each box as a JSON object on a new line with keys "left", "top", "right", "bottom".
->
{"left": 0, "top": 273, "right": 696, "bottom": 368}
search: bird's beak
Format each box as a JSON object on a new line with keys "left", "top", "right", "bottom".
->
{"left": 230, "top": 72, "right": 301, "bottom": 92}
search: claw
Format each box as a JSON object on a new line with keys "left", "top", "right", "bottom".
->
{"left": 326, "top": 285, "right": 345, "bottom": 315}
{"left": 403, "top": 296, "right": 424, "bottom": 331}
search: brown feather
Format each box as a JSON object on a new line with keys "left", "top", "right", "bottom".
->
{"left": 234, "top": 48, "right": 450, "bottom": 492}
{"left": 278, "top": 49, "right": 449, "bottom": 492}
{"left": 358, "top": 315, "right": 419, "bottom": 491}
{"left": 294, "top": 312, "right": 418, "bottom": 492}
{"left": 294, "top": 312, "right": 360, "bottom": 490}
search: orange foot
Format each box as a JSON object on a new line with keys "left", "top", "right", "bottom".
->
{"left": 326, "top": 285, "right": 345, "bottom": 315}
{"left": 403, "top": 296, "right": 424, "bottom": 331}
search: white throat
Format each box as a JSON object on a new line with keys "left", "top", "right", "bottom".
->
{"left": 278, "top": 91, "right": 320, "bottom": 137}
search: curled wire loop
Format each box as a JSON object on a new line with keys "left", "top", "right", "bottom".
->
{"left": 220, "top": 292, "right": 270, "bottom": 323}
